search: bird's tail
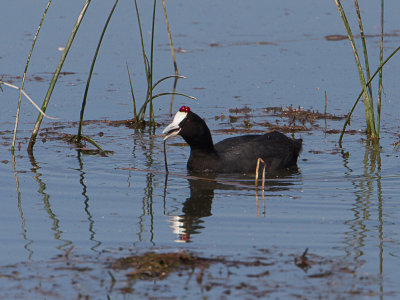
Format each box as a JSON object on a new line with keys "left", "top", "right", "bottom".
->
{"left": 293, "top": 138, "right": 303, "bottom": 158}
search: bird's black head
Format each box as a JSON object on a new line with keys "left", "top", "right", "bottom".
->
{"left": 163, "top": 106, "right": 214, "bottom": 151}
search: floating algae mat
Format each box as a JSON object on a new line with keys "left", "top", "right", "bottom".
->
{"left": 111, "top": 251, "right": 210, "bottom": 280}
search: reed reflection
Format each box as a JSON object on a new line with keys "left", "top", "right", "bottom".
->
{"left": 341, "top": 139, "right": 383, "bottom": 297}
{"left": 135, "top": 129, "right": 156, "bottom": 245}
{"left": 12, "top": 152, "right": 34, "bottom": 259}
{"left": 76, "top": 150, "right": 101, "bottom": 252}
{"left": 28, "top": 151, "right": 72, "bottom": 253}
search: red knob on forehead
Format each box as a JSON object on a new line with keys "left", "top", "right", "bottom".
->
{"left": 179, "top": 106, "right": 190, "bottom": 113}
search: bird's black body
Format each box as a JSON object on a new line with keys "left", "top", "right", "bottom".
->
{"left": 163, "top": 107, "right": 302, "bottom": 174}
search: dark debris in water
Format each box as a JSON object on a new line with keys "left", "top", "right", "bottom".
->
{"left": 223, "top": 105, "right": 348, "bottom": 133}
{"left": 294, "top": 248, "right": 311, "bottom": 271}
{"left": 17, "top": 118, "right": 161, "bottom": 155}
{"left": 325, "top": 32, "right": 400, "bottom": 41}
{"left": 264, "top": 105, "right": 347, "bottom": 121}
{"left": 111, "top": 251, "right": 210, "bottom": 280}
{"left": 0, "top": 248, "right": 384, "bottom": 299}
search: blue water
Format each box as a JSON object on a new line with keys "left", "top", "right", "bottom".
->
{"left": 1, "top": 0, "right": 400, "bottom": 298}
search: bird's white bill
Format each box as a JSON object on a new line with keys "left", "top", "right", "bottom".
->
{"left": 162, "top": 110, "right": 187, "bottom": 140}
{"left": 163, "top": 124, "right": 181, "bottom": 140}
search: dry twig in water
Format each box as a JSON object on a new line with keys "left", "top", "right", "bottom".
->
{"left": 255, "top": 157, "right": 266, "bottom": 190}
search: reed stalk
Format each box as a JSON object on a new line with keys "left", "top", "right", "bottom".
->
{"left": 334, "top": 0, "right": 375, "bottom": 139}
{"left": 12, "top": 0, "right": 53, "bottom": 153}
{"left": 334, "top": 0, "right": 395, "bottom": 145}
{"left": 161, "top": 0, "right": 179, "bottom": 115}
{"left": 148, "top": 0, "right": 157, "bottom": 125}
{"left": 126, "top": 63, "right": 138, "bottom": 121}
{"left": 339, "top": 45, "right": 400, "bottom": 146}
{"left": 76, "top": 0, "right": 119, "bottom": 143}
{"left": 131, "top": 0, "right": 195, "bottom": 125}
{"left": 377, "top": 0, "right": 384, "bottom": 136}
{"left": 133, "top": 0, "right": 150, "bottom": 121}
{"left": 0, "top": 81, "right": 57, "bottom": 120}
{"left": 354, "top": 0, "right": 373, "bottom": 99}
{"left": 28, "top": 0, "right": 91, "bottom": 153}
{"left": 136, "top": 91, "right": 197, "bottom": 120}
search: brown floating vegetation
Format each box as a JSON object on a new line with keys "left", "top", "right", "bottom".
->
{"left": 224, "top": 105, "right": 347, "bottom": 133}
{"left": 325, "top": 32, "right": 400, "bottom": 41}
{"left": 111, "top": 251, "right": 210, "bottom": 280}
{"left": 0, "top": 248, "right": 377, "bottom": 298}
{"left": 263, "top": 105, "right": 346, "bottom": 121}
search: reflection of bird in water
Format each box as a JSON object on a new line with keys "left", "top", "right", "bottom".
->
{"left": 168, "top": 170, "right": 301, "bottom": 243}
{"left": 169, "top": 177, "right": 215, "bottom": 243}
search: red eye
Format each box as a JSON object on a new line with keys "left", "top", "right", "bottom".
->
{"left": 179, "top": 106, "right": 190, "bottom": 113}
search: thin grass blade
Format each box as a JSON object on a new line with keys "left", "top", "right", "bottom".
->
{"left": 28, "top": 0, "right": 91, "bottom": 152}
{"left": 133, "top": 0, "right": 149, "bottom": 77}
{"left": 162, "top": 0, "right": 179, "bottom": 115}
{"left": 151, "top": 92, "right": 197, "bottom": 101}
{"left": 0, "top": 81, "right": 58, "bottom": 120}
{"left": 377, "top": 0, "right": 384, "bottom": 136}
{"left": 354, "top": 0, "right": 373, "bottom": 100}
{"left": 339, "top": 45, "right": 400, "bottom": 146}
{"left": 334, "top": 0, "right": 376, "bottom": 137}
{"left": 136, "top": 92, "right": 196, "bottom": 120}
{"left": 12, "top": 0, "right": 53, "bottom": 152}
{"left": 126, "top": 63, "right": 137, "bottom": 121}
{"left": 77, "top": 0, "right": 119, "bottom": 142}
{"left": 152, "top": 75, "right": 186, "bottom": 90}
{"left": 148, "top": 0, "right": 157, "bottom": 124}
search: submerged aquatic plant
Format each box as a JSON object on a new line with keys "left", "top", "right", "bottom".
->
{"left": 335, "top": 0, "right": 400, "bottom": 146}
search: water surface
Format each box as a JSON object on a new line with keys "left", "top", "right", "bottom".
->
{"left": 1, "top": 0, "right": 400, "bottom": 298}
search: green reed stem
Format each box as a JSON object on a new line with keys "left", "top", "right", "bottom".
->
{"left": 133, "top": 0, "right": 150, "bottom": 121}
{"left": 136, "top": 91, "right": 197, "bottom": 119}
{"left": 152, "top": 75, "right": 186, "bottom": 90}
{"left": 28, "top": 0, "right": 91, "bottom": 153}
{"left": 133, "top": 0, "right": 148, "bottom": 77}
{"left": 12, "top": 0, "right": 52, "bottom": 152}
{"left": 377, "top": 0, "right": 384, "bottom": 136}
{"left": 126, "top": 63, "right": 137, "bottom": 121}
{"left": 161, "top": 0, "right": 179, "bottom": 115}
{"left": 151, "top": 92, "right": 197, "bottom": 101}
{"left": 354, "top": 0, "right": 373, "bottom": 100}
{"left": 148, "top": 0, "right": 157, "bottom": 125}
{"left": 334, "top": 0, "right": 376, "bottom": 139}
{"left": 78, "top": 135, "right": 105, "bottom": 152}
{"left": 339, "top": 45, "right": 400, "bottom": 146}
{"left": 77, "top": 0, "right": 118, "bottom": 143}
{"left": 130, "top": 0, "right": 192, "bottom": 125}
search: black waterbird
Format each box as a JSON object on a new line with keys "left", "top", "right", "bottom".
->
{"left": 163, "top": 106, "right": 302, "bottom": 173}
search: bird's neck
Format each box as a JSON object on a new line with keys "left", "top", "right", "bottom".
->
{"left": 184, "top": 133, "right": 216, "bottom": 153}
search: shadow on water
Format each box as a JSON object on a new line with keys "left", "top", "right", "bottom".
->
{"left": 341, "top": 138, "right": 384, "bottom": 297}
{"left": 166, "top": 168, "right": 301, "bottom": 243}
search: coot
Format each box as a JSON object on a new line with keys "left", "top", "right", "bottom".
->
{"left": 163, "top": 106, "right": 302, "bottom": 173}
